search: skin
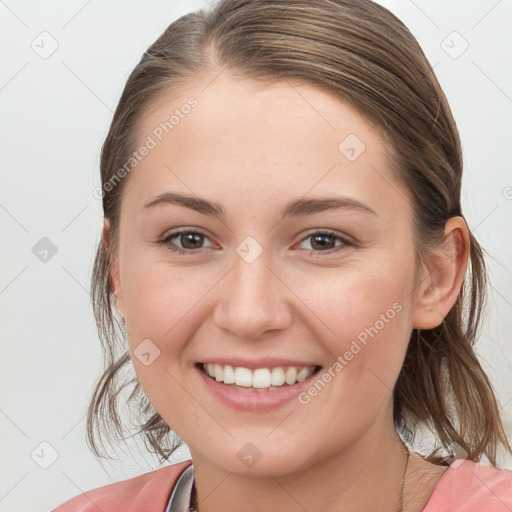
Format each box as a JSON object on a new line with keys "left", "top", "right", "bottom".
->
{"left": 106, "top": 70, "right": 469, "bottom": 512}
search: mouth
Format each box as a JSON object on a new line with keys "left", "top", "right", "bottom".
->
{"left": 197, "top": 362, "right": 322, "bottom": 392}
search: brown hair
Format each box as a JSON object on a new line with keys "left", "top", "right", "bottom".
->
{"left": 88, "top": 0, "right": 511, "bottom": 466}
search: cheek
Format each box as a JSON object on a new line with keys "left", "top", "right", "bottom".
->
{"left": 119, "top": 251, "right": 225, "bottom": 409}
{"left": 121, "top": 248, "right": 218, "bottom": 341}
{"left": 119, "top": 260, "right": 215, "bottom": 414}
{"left": 295, "top": 257, "right": 415, "bottom": 399}
{"left": 302, "top": 255, "right": 413, "bottom": 339}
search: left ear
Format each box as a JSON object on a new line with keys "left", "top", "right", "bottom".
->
{"left": 412, "top": 216, "right": 470, "bottom": 329}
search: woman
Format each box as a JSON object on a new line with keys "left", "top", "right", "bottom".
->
{"left": 53, "top": 0, "right": 512, "bottom": 510}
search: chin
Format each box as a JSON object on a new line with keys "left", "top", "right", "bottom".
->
{"left": 190, "top": 435, "right": 323, "bottom": 478}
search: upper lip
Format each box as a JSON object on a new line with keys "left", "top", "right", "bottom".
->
{"left": 198, "top": 358, "right": 321, "bottom": 369}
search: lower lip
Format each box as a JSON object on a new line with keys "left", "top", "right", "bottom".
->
{"left": 196, "top": 365, "right": 321, "bottom": 412}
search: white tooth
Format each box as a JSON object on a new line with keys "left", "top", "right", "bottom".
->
{"left": 271, "top": 367, "right": 286, "bottom": 386}
{"left": 285, "top": 367, "right": 297, "bottom": 385}
{"left": 223, "top": 365, "right": 235, "bottom": 384}
{"left": 296, "top": 367, "right": 310, "bottom": 383}
{"left": 207, "top": 364, "right": 216, "bottom": 377}
{"left": 214, "top": 364, "right": 223, "bottom": 382}
{"left": 235, "top": 367, "right": 253, "bottom": 387}
{"left": 253, "top": 368, "right": 272, "bottom": 389}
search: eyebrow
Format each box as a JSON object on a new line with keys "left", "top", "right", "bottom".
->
{"left": 143, "top": 192, "right": 377, "bottom": 220}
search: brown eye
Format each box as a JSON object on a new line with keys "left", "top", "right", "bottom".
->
{"left": 298, "top": 230, "right": 352, "bottom": 254}
{"left": 309, "top": 233, "right": 337, "bottom": 250}
{"left": 160, "top": 230, "right": 214, "bottom": 254}
{"left": 177, "top": 232, "right": 205, "bottom": 249}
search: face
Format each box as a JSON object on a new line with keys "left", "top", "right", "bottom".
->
{"left": 110, "top": 70, "right": 424, "bottom": 476}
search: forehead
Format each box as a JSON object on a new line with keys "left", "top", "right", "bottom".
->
{"left": 124, "top": 70, "right": 407, "bottom": 219}
{"left": 139, "top": 71, "right": 375, "bottom": 147}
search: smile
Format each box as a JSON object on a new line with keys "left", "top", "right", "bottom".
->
{"left": 200, "top": 363, "right": 320, "bottom": 391}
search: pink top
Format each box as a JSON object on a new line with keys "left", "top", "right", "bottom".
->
{"left": 52, "top": 458, "right": 512, "bottom": 511}
{"left": 424, "top": 459, "right": 512, "bottom": 511}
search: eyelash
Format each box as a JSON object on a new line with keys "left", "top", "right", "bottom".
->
{"left": 158, "top": 229, "right": 353, "bottom": 256}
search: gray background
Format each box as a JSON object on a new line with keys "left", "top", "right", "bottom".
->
{"left": 0, "top": 0, "right": 511, "bottom": 510}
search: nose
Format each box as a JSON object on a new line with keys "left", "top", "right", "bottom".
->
{"left": 213, "top": 250, "right": 292, "bottom": 340}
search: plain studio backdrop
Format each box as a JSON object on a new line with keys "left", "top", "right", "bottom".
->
{"left": 0, "top": 1, "right": 511, "bottom": 510}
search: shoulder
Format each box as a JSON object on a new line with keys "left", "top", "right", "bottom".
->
{"left": 425, "top": 459, "right": 512, "bottom": 512}
{"left": 51, "top": 459, "right": 192, "bottom": 512}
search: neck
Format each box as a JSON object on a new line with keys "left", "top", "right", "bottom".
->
{"left": 191, "top": 414, "right": 409, "bottom": 512}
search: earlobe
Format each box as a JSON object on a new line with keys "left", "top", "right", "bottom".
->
{"left": 102, "top": 218, "right": 126, "bottom": 318}
{"left": 412, "top": 217, "right": 470, "bottom": 330}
